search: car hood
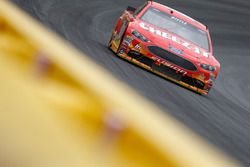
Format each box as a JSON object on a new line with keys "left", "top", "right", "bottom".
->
{"left": 130, "top": 20, "right": 219, "bottom": 66}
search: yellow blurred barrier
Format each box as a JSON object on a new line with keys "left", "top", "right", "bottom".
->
{"left": 0, "top": 1, "right": 241, "bottom": 167}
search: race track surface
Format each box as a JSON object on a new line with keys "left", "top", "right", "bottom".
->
{"left": 12, "top": 0, "right": 250, "bottom": 166}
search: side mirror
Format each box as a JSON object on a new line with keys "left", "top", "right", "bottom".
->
{"left": 126, "top": 6, "right": 136, "bottom": 13}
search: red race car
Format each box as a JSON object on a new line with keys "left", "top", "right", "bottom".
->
{"left": 108, "top": 1, "right": 220, "bottom": 95}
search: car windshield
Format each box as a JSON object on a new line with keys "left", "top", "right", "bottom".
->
{"left": 141, "top": 7, "right": 210, "bottom": 50}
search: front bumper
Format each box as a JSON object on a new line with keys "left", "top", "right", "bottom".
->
{"left": 112, "top": 35, "right": 214, "bottom": 95}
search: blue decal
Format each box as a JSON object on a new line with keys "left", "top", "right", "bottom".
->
{"left": 169, "top": 45, "right": 183, "bottom": 55}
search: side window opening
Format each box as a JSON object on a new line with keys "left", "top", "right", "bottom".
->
{"left": 133, "top": 2, "right": 148, "bottom": 16}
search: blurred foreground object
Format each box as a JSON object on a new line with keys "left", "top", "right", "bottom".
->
{"left": 0, "top": 1, "right": 241, "bottom": 167}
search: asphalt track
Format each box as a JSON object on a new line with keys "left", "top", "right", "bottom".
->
{"left": 12, "top": 0, "right": 250, "bottom": 166}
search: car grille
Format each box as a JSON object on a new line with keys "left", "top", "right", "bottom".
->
{"left": 147, "top": 46, "right": 197, "bottom": 71}
{"left": 127, "top": 50, "right": 205, "bottom": 90}
{"left": 152, "top": 64, "right": 182, "bottom": 81}
{"left": 128, "top": 51, "right": 154, "bottom": 67}
{"left": 152, "top": 64, "right": 205, "bottom": 89}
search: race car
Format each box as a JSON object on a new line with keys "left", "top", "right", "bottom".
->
{"left": 108, "top": 1, "right": 220, "bottom": 95}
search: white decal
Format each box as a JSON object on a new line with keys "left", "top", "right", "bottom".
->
{"left": 203, "top": 52, "right": 209, "bottom": 58}
{"left": 171, "top": 16, "right": 187, "bottom": 25}
{"left": 134, "top": 44, "right": 141, "bottom": 50}
{"left": 139, "top": 22, "right": 209, "bottom": 58}
{"left": 182, "top": 42, "right": 192, "bottom": 50}
{"left": 194, "top": 47, "right": 200, "bottom": 54}
{"left": 162, "top": 32, "right": 171, "bottom": 40}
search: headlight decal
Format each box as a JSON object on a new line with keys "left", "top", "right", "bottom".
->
{"left": 200, "top": 64, "right": 216, "bottom": 72}
{"left": 132, "top": 30, "right": 150, "bottom": 42}
{"left": 123, "top": 36, "right": 134, "bottom": 46}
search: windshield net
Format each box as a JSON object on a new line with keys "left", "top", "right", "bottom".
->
{"left": 141, "top": 7, "right": 209, "bottom": 50}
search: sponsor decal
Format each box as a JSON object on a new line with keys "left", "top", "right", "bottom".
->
{"left": 209, "top": 73, "right": 216, "bottom": 81}
{"left": 123, "top": 36, "right": 133, "bottom": 46}
{"left": 118, "top": 48, "right": 125, "bottom": 54}
{"left": 134, "top": 44, "right": 141, "bottom": 50}
{"left": 171, "top": 16, "right": 187, "bottom": 25}
{"left": 139, "top": 22, "right": 209, "bottom": 58}
{"left": 162, "top": 61, "right": 187, "bottom": 75}
{"left": 154, "top": 58, "right": 187, "bottom": 75}
{"left": 169, "top": 45, "right": 183, "bottom": 55}
{"left": 198, "top": 73, "right": 206, "bottom": 80}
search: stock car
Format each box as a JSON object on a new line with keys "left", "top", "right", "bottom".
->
{"left": 108, "top": 1, "right": 220, "bottom": 95}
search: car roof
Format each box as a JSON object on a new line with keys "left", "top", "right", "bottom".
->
{"left": 149, "top": 1, "right": 207, "bottom": 31}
